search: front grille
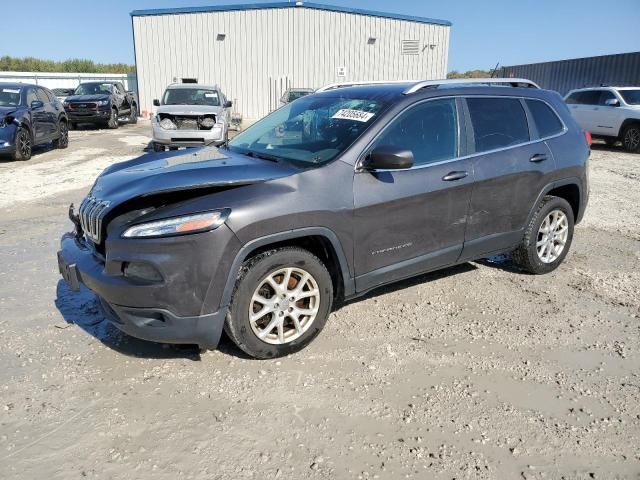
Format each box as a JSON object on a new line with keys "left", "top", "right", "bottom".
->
{"left": 79, "top": 195, "right": 110, "bottom": 243}
{"left": 159, "top": 113, "right": 215, "bottom": 131}
{"left": 69, "top": 102, "right": 98, "bottom": 111}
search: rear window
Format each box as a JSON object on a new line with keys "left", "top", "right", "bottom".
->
{"left": 526, "top": 100, "right": 564, "bottom": 138}
{"left": 467, "top": 97, "right": 530, "bottom": 152}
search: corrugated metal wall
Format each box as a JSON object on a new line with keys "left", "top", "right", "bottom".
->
{"left": 501, "top": 52, "right": 640, "bottom": 96}
{"left": 132, "top": 6, "right": 449, "bottom": 121}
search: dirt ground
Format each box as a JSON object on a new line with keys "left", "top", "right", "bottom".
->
{"left": 0, "top": 123, "right": 638, "bottom": 480}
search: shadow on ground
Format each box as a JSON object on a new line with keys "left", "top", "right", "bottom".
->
{"left": 54, "top": 256, "right": 521, "bottom": 360}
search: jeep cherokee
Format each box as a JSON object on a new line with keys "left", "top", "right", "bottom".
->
{"left": 58, "top": 78, "right": 590, "bottom": 359}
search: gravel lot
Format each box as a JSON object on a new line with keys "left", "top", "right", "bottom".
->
{"left": 0, "top": 124, "right": 638, "bottom": 479}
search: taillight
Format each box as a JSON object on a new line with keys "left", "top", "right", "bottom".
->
{"left": 585, "top": 131, "right": 592, "bottom": 146}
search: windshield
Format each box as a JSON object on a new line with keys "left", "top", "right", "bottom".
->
{"left": 74, "top": 83, "right": 112, "bottom": 95}
{"left": 0, "top": 87, "right": 22, "bottom": 107}
{"left": 619, "top": 89, "right": 640, "bottom": 105}
{"left": 162, "top": 88, "right": 221, "bottom": 106}
{"left": 229, "top": 94, "right": 387, "bottom": 165}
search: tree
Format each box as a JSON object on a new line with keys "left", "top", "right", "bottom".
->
{"left": 0, "top": 56, "right": 134, "bottom": 74}
{"left": 447, "top": 69, "right": 494, "bottom": 79}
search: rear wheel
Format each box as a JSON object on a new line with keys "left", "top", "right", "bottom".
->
{"left": 622, "top": 124, "right": 640, "bottom": 153}
{"left": 129, "top": 104, "right": 138, "bottom": 124}
{"left": 53, "top": 120, "right": 68, "bottom": 149}
{"left": 225, "top": 248, "right": 333, "bottom": 359}
{"left": 512, "top": 196, "right": 574, "bottom": 274}
{"left": 12, "top": 126, "right": 32, "bottom": 161}
{"left": 107, "top": 108, "right": 119, "bottom": 129}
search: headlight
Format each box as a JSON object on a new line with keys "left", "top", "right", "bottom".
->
{"left": 122, "top": 209, "right": 230, "bottom": 238}
{"left": 97, "top": 100, "right": 109, "bottom": 106}
{"left": 160, "top": 118, "right": 177, "bottom": 130}
{"left": 200, "top": 117, "right": 215, "bottom": 128}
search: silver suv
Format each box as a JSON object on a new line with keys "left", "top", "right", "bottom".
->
{"left": 565, "top": 86, "right": 640, "bottom": 152}
{"left": 152, "top": 83, "right": 232, "bottom": 151}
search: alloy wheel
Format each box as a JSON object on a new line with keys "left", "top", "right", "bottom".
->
{"left": 18, "top": 130, "right": 31, "bottom": 158}
{"left": 536, "top": 209, "right": 568, "bottom": 263}
{"left": 624, "top": 128, "right": 640, "bottom": 151}
{"left": 249, "top": 267, "right": 320, "bottom": 345}
{"left": 59, "top": 122, "right": 68, "bottom": 146}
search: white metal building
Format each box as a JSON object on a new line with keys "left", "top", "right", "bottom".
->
{"left": 131, "top": 1, "right": 451, "bottom": 122}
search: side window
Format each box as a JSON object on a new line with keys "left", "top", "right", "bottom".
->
{"left": 36, "top": 88, "right": 50, "bottom": 104}
{"left": 565, "top": 92, "right": 581, "bottom": 104}
{"left": 580, "top": 90, "right": 601, "bottom": 105}
{"left": 113, "top": 84, "right": 121, "bottom": 95}
{"left": 43, "top": 88, "right": 57, "bottom": 103}
{"left": 25, "top": 87, "right": 38, "bottom": 106}
{"left": 372, "top": 98, "right": 458, "bottom": 167}
{"left": 117, "top": 82, "right": 126, "bottom": 93}
{"left": 525, "top": 100, "right": 564, "bottom": 138}
{"left": 599, "top": 91, "right": 616, "bottom": 105}
{"left": 466, "top": 97, "right": 530, "bottom": 152}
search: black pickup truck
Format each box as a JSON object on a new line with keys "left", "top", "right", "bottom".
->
{"left": 63, "top": 81, "right": 138, "bottom": 129}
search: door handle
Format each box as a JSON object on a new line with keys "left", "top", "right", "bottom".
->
{"left": 442, "top": 171, "right": 468, "bottom": 181}
{"left": 530, "top": 153, "right": 548, "bottom": 163}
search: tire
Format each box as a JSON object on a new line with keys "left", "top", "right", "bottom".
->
{"left": 512, "top": 196, "right": 574, "bottom": 274}
{"left": 107, "top": 108, "right": 119, "bottom": 129}
{"left": 621, "top": 124, "right": 640, "bottom": 153}
{"left": 152, "top": 142, "right": 165, "bottom": 152}
{"left": 52, "top": 120, "right": 69, "bottom": 149}
{"left": 12, "top": 126, "right": 32, "bottom": 161}
{"left": 225, "top": 247, "right": 334, "bottom": 359}
{"left": 129, "top": 104, "right": 138, "bottom": 124}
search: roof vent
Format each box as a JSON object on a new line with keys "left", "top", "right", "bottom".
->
{"left": 401, "top": 40, "right": 420, "bottom": 55}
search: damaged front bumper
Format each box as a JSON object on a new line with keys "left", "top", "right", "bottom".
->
{"left": 57, "top": 209, "right": 241, "bottom": 349}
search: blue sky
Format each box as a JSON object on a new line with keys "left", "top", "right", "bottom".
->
{"left": 1, "top": 0, "right": 638, "bottom": 72}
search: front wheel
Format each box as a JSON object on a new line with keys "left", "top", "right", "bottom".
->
{"left": 225, "top": 248, "right": 333, "bottom": 359}
{"left": 12, "top": 126, "right": 32, "bottom": 161}
{"left": 622, "top": 124, "right": 640, "bottom": 153}
{"left": 129, "top": 104, "right": 138, "bottom": 124}
{"left": 107, "top": 108, "right": 119, "bottom": 129}
{"left": 512, "top": 196, "right": 574, "bottom": 274}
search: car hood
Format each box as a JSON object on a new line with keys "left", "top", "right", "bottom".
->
{"left": 65, "top": 94, "right": 110, "bottom": 102}
{"left": 89, "top": 146, "right": 298, "bottom": 206}
{"left": 157, "top": 105, "right": 224, "bottom": 115}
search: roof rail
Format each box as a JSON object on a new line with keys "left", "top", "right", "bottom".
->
{"left": 403, "top": 78, "right": 541, "bottom": 95}
{"left": 316, "top": 80, "right": 419, "bottom": 92}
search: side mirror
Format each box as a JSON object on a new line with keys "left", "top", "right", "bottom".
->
{"left": 604, "top": 98, "right": 619, "bottom": 107}
{"left": 31, "top": 100, "right": 44, "bottom": 109}
{"left": 224, "top": 100, "right": 233, "bottom": 108}
{"left": 365, "top": 145, "right": 414, "bottom": 170}
{"left": 153, "top": 99, "right": 160, "bottom": 107}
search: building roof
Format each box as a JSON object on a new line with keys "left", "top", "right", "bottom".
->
{"left": 130, "top": 1, "right": 452, "bottom": 27}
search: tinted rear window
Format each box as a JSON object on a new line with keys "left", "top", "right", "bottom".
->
{"left": 467, "top": 97, "right": 530, "bottom": 152}
{"left": 526, "top": 100, "right": 564, "bottom": 138}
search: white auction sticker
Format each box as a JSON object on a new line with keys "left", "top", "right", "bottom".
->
{"left": 331, "top": 109, "right": 375, "bottom": 122}
{"left": 2, "top": 88, "right": 20, "bottom": 94}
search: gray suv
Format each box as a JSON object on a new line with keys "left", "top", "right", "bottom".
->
{"left": 58, "top": 78, "right": 590, "bottom": 359}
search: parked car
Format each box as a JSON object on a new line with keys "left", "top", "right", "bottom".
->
{"left": 280, "top": 88, "right": 314, "bottom": 104}
{"left": 52, "top": 87, "right": 76, "bottom": 102}
{"left": 0, "top": 83, "right": 68, "bottom": 161}
{"left": 151, "top": 83, "right": 232, "bottom": 151}
{"left": 58, "top": 78, "right": 590, "bottom": 358}
{"left": 63, "top": 81, "right": 138, "bottom": 130}
{"left": 565, "top": 86, "right": 640, "bottom": 153}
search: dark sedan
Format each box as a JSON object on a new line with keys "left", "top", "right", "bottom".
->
{"left": 0, "top": 83, "right": 69, "bottom": 161}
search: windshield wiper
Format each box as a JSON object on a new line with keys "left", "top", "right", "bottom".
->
{"left": 243, "top": 150, "right": 281, "bottom": 163}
